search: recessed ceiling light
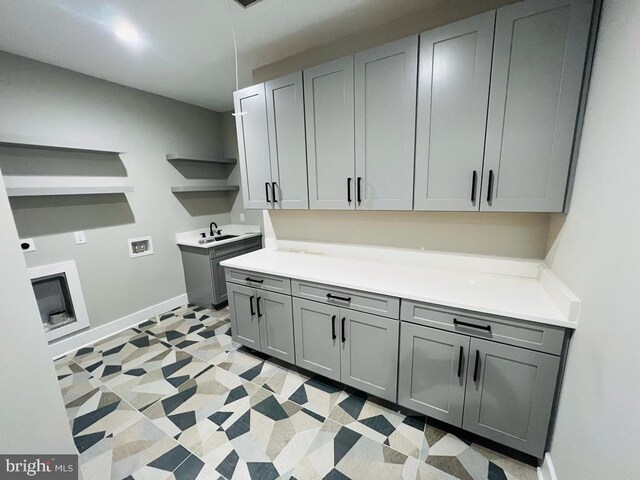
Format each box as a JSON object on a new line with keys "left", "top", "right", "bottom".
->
{"left": 113, "top": 20, "right": 145, "bottom": 50}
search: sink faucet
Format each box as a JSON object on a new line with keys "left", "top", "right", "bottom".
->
{"left": 209, "top": 221, "right": 221, "bottom": 237}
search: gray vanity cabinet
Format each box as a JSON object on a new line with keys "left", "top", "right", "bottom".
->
{"left": 233, "top": 84, "right": 272, "bottom": 210}
{"left": 304, "top": 57, "right": 356, "bottom": 210}
{"left": 292, "top": 297, "right": 399, "bottom": 400}
{"left": 354, "top": 36, "right": 418, "bottom": 211}
{"left": 414, "top": 12, "right": 495, "bottom": 211}
{"left": 228, "top": 282, "right": 294, "bottom": 362}
{"left": 266, "top": 72, "right": 309, "bottom": 210}
{"left": 481, "top": 0, "right": 593, "bottom": 212}
{"left": 257, "top": 290, "right": 295, "bottom": 363}
{"left": 463, "top": 338, "right": 560, "bottom": 457}
{"left": 228, "top": 283, "right": 261, "bottom": 349}
{"left": 341, "top": 309, "right": 399, "bottom": 402}
{"left": 398, "top": 323, "right": 469, "bottom": 425}
{"left": 292, "top": 298, "right": 341, "bottom": 381}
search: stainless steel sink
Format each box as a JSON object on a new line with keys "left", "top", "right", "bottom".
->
{"left": 213, "top": 235, "right": 238, "bottom": 241}
{"left": 199, "top": 234, "right": 238, "bottom": 245}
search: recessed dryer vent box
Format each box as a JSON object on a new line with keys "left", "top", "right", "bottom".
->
{"left": 128, "top": 236, "right": 154, "bottom": 258}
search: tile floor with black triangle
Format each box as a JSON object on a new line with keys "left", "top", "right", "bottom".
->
{"left": 53, "top": 304, "right": 537, "bottom": 480}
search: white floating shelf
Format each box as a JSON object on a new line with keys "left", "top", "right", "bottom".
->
{"left": 166, "top": 154, "right": 236, "bottom": 165}
{"left": 171, "top": 185, "right": 239, "bottom": 193}
{"left": 0, "top": 133, "right": 124, "bottom": 155}
{"left": 4, "top": 176, "right": 133, "bottom": 197}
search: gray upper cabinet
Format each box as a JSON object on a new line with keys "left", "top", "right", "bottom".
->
{"left": 293, "top": 298, "right": 341, "bottom": 381}
{"left": 257, "top": 290, "right": 295, "bottom": 363}
{"left": 398, "top": 323, "right": 469, "bottom": 425}
{"left": 340, "top": 310, "right": 399, "bottom": 402}
{"left": 304, "top": 57, "right": 355, "bottom": 210}
{"left": 482, "top": 0, "right": 593, "bottom": 212}
{"left": 228, "top": 282, "right": 261, "bottom": 349}
{"left": 463, "top": 337, "right": 561, "bottom": 458}
{"left": 355, "top": 36, "right": 418, "bottom": 211}
{"left": 414, "top": 12, "right": 495, "bottom": 211}
{"left": 233, "top": 84, "right": 272, "bottom": 210}
{"left": 266, "top": 72, "right": 309, "bottom": 209}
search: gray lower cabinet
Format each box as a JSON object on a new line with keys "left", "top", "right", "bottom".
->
{"left": 414, "top": 12, "right": 494, "bottom": 211}
{"left": 482, "top": 0, "right": 593, "bottom": 212}
{"left": 463, "top": 337, "right": 560, "bottom": 457}
{"left": 292, "top": 298, "right": 341, "bottom": 381}
{"left": 229, "top": 267, "right": 567, "bottom": 458}
{"left": 398, "top": 323, "right": 469, "bottom": 425}
{"left": 180, "top": 237, "right": 262, "bottom": 309}
{"left": 228, "top": 282, "right": 294, "bottom": 361}
{"left": 341, "top": 309, "right": 398, "bottom": 402}
{"left": 228, "top": 283, "right": 261, "bottom": 349}
{"left": 292, "top": 297, "right": 399, "bottom": 400}
{"left": 257, "top": 290, "right": 295, "bottom": 363}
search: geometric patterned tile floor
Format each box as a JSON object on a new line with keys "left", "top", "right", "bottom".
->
{"left": 54, "top": 304, "right": 538, "bottom": 480}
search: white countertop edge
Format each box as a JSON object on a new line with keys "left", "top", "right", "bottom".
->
{"left": 538, "top": 266, "right": 580, "bottom": 324}
{"left": 220, "top": 248, "right": 578, "bottom": 330}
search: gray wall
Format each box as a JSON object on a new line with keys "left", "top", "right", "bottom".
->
{"left": 545, "top": 1, "right": 640, "bottom": 478}
{"left": 0, "top": 51, "right": 235, "bottom": 336}
{"left": 252, "top": 0, "right": 516, "bottom": 83}
{"left": 0, "top": 168, "right": 75, "bottom": 453}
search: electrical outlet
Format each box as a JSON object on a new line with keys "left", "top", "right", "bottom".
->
{"left": 74, "top": 231, "right": 87, "bottom": 245}
{"left": 240, "top": 213, "right": 245, "bottom": 222}
{"left": 19, "top": 238, "right": 36, "bottom": 253}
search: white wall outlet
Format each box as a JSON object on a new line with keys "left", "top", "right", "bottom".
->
{"left": 128, "top": 236, "right": 154, "bottom": 258}
{"left": 19, "top": 238, "right": 35, "bottom": 253}
{"left": 240, "top": 213, "right": 245, "bottom": 222}
{"left": 74, "top": 231, "right": 87, "bottom": 245}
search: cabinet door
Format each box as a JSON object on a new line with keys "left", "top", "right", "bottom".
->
{"left": 227, "top": 283, "right": 260, "bottom": 350}
{"left": 256, "top": 290, "right": 295, "bottom": 363}
{"left": 304, "top": 57, "right": 355, "bottom": 210}
{"left": 233, "top": 84, "right": 273, "bottom": 210}
{"left": 340, "top": 310, "right": 399, "bottom": 402}
{"left": 414, "top": 12, "right": 495, "bottom": 211}
{"left": 354, "top": 36, "right": 418, "bottom": 210}
{"left": 481, "top": 0, "right": 592, "bottom": 212}
{"left": 293, "top": 298, "right": 341, "bottom": 381}
{"left": 266, "top": 72, "right": 309, "bottom": 210}
{"left": 463, "top": 338, "right": 560, "bottom": 458}
{"left": 398, "top": 323, "right": 469, "bottom": 426}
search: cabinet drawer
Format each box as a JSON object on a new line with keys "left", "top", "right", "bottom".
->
{"left": 291, "top": 280, "right": 399, "bottom": 319}
{"left": 225, "top": 268, "right": 291, "bottom": 295}
{"left": 209, "top": 235, "right": 262, "bottom": 259}
{"left": 401, "top": 300, "right": 565, "bottom": 355}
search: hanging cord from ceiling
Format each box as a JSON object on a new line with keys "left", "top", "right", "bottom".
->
{"left": 227, "top": 0, "right": 246, "bottom": 116}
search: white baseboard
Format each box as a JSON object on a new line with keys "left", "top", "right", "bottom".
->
{"left": 50, "top": 294, "right": 188, "bottom": 359}
{"left": 537, "top": 453, "right": 558, "bottom": 480}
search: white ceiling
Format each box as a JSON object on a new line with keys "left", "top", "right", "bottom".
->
{"left": 0, "top": 0, "right": 433, "bottom": 111}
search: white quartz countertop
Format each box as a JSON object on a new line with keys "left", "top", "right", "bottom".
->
{"left": 176, "top": 224, "right": 262, "bottom": 249}
{"left": 220, "top": 247, "right": 579, "bottom": 329}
